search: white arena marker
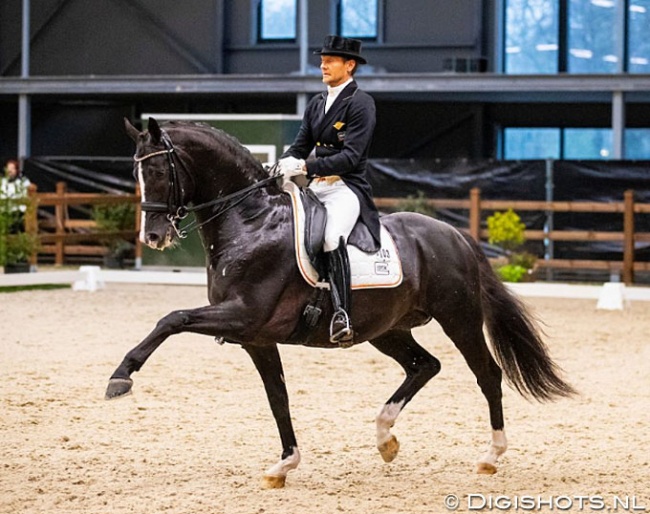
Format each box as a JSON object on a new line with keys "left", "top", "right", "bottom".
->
{"left": 596, "top": 282, "right": 627, "bottom": 310}
{"left": 72, "top": 266, "right": 105, "bottom": 292}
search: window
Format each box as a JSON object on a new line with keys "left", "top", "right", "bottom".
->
{"left": 503, "top": 128, "right": 561, "bottom": 159}
{"left": 563, "top": 128, "right": 612, "bottom": 159}
{"left": 568, "top": 0, "right": 617, "bottom": 73}
{"left": 628, "top": 0, "right": 650, "bottom": 72}
{"left": 258, "top": 0, "right": 296, "bottom": 41}
{"left": 339, "top": 0, "right": 378, "bottom": 39}
{"left": 504, "top": 0, "right": 650, "bottom": 73}
{"left": 501, "top": 127, "right": 650, "bottom": 159}
{"left": 625, "top": 129, "right": 650, "bottom": 158}
{"left": 505, "top": 0, "right": 559, "bottom": 74}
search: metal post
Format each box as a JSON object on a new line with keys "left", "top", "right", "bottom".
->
{"left": 296, "top": 0, "right": 308, "bottom": 116}
{"left": 544, "top": 158, "right": 554, "bottom": 281}
{"left": 611, "top": 0, "right": 627, "bottom": 159}
{"left": 18, "top": 0, "right": 31, "bottom": 163}
{"left": 298, "top": 0, "right": 308, "bottom": 75}
{"left": 612, "top": 91, "right": 625, "bottom": 159}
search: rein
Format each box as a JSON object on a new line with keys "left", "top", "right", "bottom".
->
{"left": 134, "top": 130, "right": 281, "bottom": 239}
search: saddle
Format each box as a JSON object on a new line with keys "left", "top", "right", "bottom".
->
{"left": 300, "top": 187, "right": 381, "bottom": 271}
{"left": 283, "top": 181, "right": 403, "bottom": 290}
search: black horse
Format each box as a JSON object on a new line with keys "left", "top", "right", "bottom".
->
{"left": 107, "top": 117, "right": 575, "bottom": 488}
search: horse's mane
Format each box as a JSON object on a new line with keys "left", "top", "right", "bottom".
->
{"left": 164, "top": 120, "right": 266, "bottom": 178}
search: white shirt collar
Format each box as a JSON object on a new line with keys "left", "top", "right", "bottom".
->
{"left": 327, "top": 78, "right": 353, "bottom": 98}
{"left": 325, "top": 78, "right": 353, "bottom": 113}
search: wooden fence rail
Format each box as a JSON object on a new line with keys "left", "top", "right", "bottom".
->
{"left": 375, "top": 188, "right": 650, "bottom": 285}
{"left": 24, "top": 183, "right": 649, "bottom": 284}
{"left": 25, "top": 182, "right": 142, "bottom": 267}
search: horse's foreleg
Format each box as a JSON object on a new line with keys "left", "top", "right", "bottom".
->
{"left": 242, "top": 344, "right": 300, "bottom": 489}
{"left": 369, "top": 330, "right": 441, "bottom": 463}
{"left": 105, "top": 304, "right": 249, "bottom": 400}
{"left": 105, "top": 310, "right": 187, "bottom": 399}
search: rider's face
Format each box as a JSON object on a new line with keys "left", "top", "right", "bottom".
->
{"left": 320, "top": 56, "right": 355, "bottom": 87}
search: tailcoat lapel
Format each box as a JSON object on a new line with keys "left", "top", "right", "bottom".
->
{"left": 313, "top": 81, "right": 358, "bottom": 142}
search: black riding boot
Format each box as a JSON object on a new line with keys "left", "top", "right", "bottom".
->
{"left": 327, "top": 237, "right": 354, "bottom": 347}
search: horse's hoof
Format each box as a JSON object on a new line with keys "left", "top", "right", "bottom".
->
{"left": 105, "top": 378, "right": 134, "bottom": 400}
{"left": 261, "top": 474, "right": 286, "bottom": 489}
{"left": 378, "top": 435, "right": 400, "bottom": 463}
{"left": 476, "top": 462, "right": 498, "bottom": 475}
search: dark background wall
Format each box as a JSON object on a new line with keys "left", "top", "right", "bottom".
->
{"left": 0, "top": 0, "right": 631, "bottom": 162}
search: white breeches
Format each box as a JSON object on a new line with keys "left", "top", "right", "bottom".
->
{"left": 309, "top": 178, "right": 360, "bottom": 252}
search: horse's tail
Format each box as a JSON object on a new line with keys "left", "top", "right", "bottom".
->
{"left": 462, "top": 233, "right": 577, "bottom": 402}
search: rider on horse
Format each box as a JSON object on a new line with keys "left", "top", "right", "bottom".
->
{"left": 278, "top": 35, "right": 381, "bottom": 347}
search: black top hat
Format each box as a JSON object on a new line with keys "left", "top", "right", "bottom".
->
{"left": 314, "top": 35, "right": 367, "bottom": 64}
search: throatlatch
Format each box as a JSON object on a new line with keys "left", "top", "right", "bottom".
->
{"left": 327, "top": 237, "right": 354, "bottom": 347}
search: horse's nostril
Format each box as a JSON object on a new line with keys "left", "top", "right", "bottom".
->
{"left": 147, "top": 233, "right": 160, "bottom": 243}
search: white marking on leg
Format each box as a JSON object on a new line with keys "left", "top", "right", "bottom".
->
{"left": 264, "top": 446, "right": 301, "bottom": 479}
{"left": 478, "top": 429, "right": 508, "bottom": 469}
{"left": 376, "top": 400, "right": 405, "bottom": 447}
{"left": 137, "top": 162, "right": 147, "bottom": 243}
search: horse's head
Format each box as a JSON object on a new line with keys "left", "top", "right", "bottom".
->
{"left": 126, "top": 116, "right": 280, "bottom": 251}
{"left": 125, "top": 117, "right": 194, "bottom": 250}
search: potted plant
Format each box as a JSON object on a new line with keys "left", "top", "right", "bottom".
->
{"left": 486, "top": 208, "right": 537, "bottom": 283}
{"left": 0, "top": 194, "right": 39, "bottom": 273}
{"left": 92, "top": 202, "right": 136, "bottom": 269}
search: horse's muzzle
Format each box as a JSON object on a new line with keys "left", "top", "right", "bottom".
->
{"left": 143, "top": 225, "right": 174, "bottom": 250}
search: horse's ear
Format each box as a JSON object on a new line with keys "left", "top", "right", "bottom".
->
{"left": 148, "top": 117, "right": 162, "bottom": 144}
{"left": 124, "top": 117, "right": 141, "bottom": 142}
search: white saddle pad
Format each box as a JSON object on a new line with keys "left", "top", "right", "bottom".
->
{"left": 283, "top": 181, "right": 403, "bottom": 290}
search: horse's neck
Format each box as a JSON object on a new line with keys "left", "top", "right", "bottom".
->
{"left": 197, "top": 188, "right": 293, "bottom": 255}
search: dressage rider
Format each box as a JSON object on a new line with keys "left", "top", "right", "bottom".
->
{"left": 278, "top": 35, "right": 381, "bottom": 346}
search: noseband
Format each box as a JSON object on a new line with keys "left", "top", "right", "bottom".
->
{"left": 134, "top": 129, "right": 280, "bottom": 238}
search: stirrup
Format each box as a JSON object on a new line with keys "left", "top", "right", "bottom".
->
{"left": 329, "top": 308, "right": 354, "bottom": 347}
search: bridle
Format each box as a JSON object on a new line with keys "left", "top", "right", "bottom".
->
{"left": 134, "top": 129, "right": 281, "bottom": 239}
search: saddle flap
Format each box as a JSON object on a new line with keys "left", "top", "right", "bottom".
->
{"left": 299, "top": 187, "right": 327, "bottom": 268}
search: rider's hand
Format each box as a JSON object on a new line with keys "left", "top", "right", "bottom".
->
{"left": 278, "top": 157, "right": 307, "bottom": 177}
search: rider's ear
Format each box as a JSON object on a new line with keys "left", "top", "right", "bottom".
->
{"left": 148, "top": 117, "right": 162, "bottom": 145}
{"left": 124, "top": 118, "right": 141, "bottom": 142}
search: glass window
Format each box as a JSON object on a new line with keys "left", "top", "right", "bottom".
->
{"left": 504, "top": 128, "right": 561, "bottom": 159}
{"left": 625, "top": 129, "right": 650, "bottom": 158}
{"left": 503, "top": 128, "right": 638, "bottom": 159}
{"left": 259, "top": 0, "right": 296, "bottom": 40}
{"left": 505, "top": 0, "right": 559, "bottom": 73}
{"left": 628, "top": 0, "right": 650, "bottom": 72}
{"left": 505, "top": 0, "right": 650, "bottom": 73}
{"left": 339, "top": 0, "right": 378, "bottom": 39}
{"left": 568, "top": 0, "right": 617, "bottom": 73}
{"left": 564, "top": 128, "right": 613, "bottom": 159}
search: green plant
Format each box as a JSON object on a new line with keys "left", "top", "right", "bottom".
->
{"left": 396, "top": 191, "right": 436, "bottom": 217}
{"left": 496, "top": 264, "right": 528, "bottom": 283}
{"left": 1, "top": 232, "right": 40, "bottom": 266}
{"left": 486, "top": 209, "right": 537, "bottom": 283}
{"left": 0, "top": 193, "right": 39, "bottom": 266}
{"left": 92, "top": 202, "right": 135, "bottom": 233}
{"left": 92, "top": 202, "right": 136, "bottom": 251}
{"left": 509, "top": 250, "right": 538, "bottom": 270}
{"left": 487, "top": 208, "right": 525, "bottom": 251}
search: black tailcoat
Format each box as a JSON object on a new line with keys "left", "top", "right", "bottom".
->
{"left": 282, "top": 80, "right": 380, "bottom": 249}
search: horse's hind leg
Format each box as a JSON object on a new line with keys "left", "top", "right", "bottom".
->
{"left": 439, "top": 314, "right": 507, "bottom": 474}
{"left": 369, "top": 330, "right": 441, "bottom": 463}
